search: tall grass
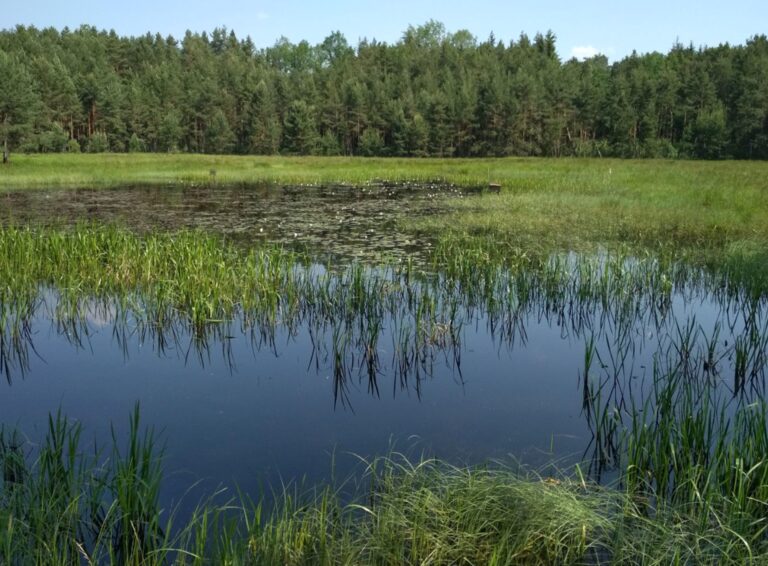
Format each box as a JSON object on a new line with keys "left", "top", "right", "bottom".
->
{"left": 2, "top": 224, "right": 768, "bottom": 562}
{"left": 1, "top": 225, "right": 766, "bottom": 393}
{"left": 3, "top": 410, "right": 768, "bottom": 565}
{"left": 0, "top": 406, "right": 175, "bottom": 564}
{"left": 579, "top": 305, "right": 768, "bottom": 560}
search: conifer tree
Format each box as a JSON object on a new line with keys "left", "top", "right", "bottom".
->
{"left": 0, "top": 52, "right": 39, "bottom": 163}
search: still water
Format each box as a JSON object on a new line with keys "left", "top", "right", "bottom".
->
{"left": 0, "top": 182, "right": 466, "bottom": 262}
{"left": 0, "top": 184, "right": 764, "bottom": 513}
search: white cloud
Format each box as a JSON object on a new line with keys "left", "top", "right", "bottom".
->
{"left": 256, "top": 12, "right": 269, "bottom": 21}
{"left": 570, "top": 45, "right": 600, "bottom": 60}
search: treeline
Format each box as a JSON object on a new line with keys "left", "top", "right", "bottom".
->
{"left": 1, "top": 21, "right": 767, "bottom": 160}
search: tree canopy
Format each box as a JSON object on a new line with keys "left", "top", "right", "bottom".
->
{"left": 0, "top": 22, "right": 766, "bottom": 159}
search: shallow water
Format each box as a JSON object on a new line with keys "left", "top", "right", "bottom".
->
{"left": 1, "top": 184, "right": 766, "bottom": 515}
{"left": 1, "top": 280, "right": 764, "bottom": 511}
{"left": 0, "top": 182, "right": 467, "bottom": 263}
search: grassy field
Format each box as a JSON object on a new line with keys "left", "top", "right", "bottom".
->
{"left": 2, "top": 154, "right": 767, "bottom": 259}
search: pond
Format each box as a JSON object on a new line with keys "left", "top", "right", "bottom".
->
{"left": 0, "top": 182, "right": 467, "bottom": 263}
{"left": 1, "top": 184, "right": 766, "bottom": 517}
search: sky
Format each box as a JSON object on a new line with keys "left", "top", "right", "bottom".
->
{"left": 2, "top": 0, "right": 766, "bottom": 62}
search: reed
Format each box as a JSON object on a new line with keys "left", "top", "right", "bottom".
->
{"left": 0, "top": 406, "right": 177, "bottom": 564}
{"left": 2, "top": 224, "right": 768, "bottom": 562}
{"left": 1, "top": 224, "right": 766, "bottom": 391}
{"left": 4, "top": 411, "right": 768, "bottom": 564}
{"left": 582, "top": 311, "right": 768, "bottom": 559}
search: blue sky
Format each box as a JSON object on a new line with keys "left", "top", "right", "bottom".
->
{"left": 2, "top": 0, "right": 765, "bottom": 61}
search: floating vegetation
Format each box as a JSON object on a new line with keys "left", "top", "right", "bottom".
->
{"left": 0, "top": 182, "right": 466, "bottom": 264}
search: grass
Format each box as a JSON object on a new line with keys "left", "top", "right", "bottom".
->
{"left": 0, "top": 224, "right": 765, "bottom": 394}
{"left": 0, "top": 406, "right": 169, "bottom": 565}
{"left": 0, "top": 229, "right": 765, "bottom": 561}
{"left": 0, "top": 224, "right": 764, "bottom": 387}
{"left": 2, "top": 154, "right": 768, "bottom": 260}
{"left": 584, "top": 316, "right": 768, "bottom": 504}
{"left": 2, "top": 408, "right": 768, "bottom": 565}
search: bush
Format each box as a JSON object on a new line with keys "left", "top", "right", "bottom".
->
{"left": 318, "top": 131, "right": 342, "bottom": 155}
{"left": 358, "top": 128, "right": 384, "bottom": 156}
{"left": 66, "top": 138, "right": 81, "bottom": 153}
{"left": 39, "top": 124, "right": 69, "bottom": 153}
{"left": 641, "top": 138, "right": 679, "bottom": 158}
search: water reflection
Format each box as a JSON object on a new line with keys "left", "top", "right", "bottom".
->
{"left": 1, "top": 252, "right": 767, "bottom": 504}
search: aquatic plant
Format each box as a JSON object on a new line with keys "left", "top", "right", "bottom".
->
{"left": 3, "top": 410, "right": 768, "bottom": 564}
{"left": 1, "top": 225, "right": 767, "bottom": 400}
{"left": 1, "top": 223, "right": 768, "bottom": 563}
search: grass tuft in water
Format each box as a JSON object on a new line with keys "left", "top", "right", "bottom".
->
{"left": 3, "top": 410, "right": 768, "bottom": 564}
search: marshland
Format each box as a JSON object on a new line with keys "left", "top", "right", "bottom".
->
{"left": 2, "top": 16, "right": 768, "bottom": 565}
{"left": 0, "top": 155, "right": 766, "bottom": 564}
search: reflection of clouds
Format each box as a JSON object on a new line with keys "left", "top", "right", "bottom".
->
{"left": 85, "top": 303, "right": 117, "bottom": 328}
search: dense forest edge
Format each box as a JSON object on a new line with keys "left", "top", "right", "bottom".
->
{"left": 0, "top": 21, "right": 767, "bottom": 162}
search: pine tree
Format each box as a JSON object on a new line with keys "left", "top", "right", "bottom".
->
{"left": 248, "top": 79, "right": 282, "bottom": 154}
{"left": 157, "top": 109, "right": 183, "bottom": 152}
{"left": 205, "top": 108, "right": 236, "bottom": 153}
{"left": 0, "top": 24, "right": 765, "bottom": 159}
{"left": 0, "top": 52, "right": 39, "bottom": 163}
{"left": 282, "top": 99, "right": 318, "bottom": 154}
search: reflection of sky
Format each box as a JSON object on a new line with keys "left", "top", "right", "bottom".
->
{"left": 84, "top": 303, "right": 117, "bottom": 328}
{"left": 1, "top": 283, "right": 761, "bottom": 517}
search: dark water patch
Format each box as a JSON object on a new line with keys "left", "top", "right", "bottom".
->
{"left": 0, "top": 182, "right": 467, "bottom": 262}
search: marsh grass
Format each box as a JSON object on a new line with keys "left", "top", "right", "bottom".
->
{"left": 3, "top": 411, "right": 768, "bottom": 565}
{"left": 1, "top": 224, "right": 766, "bottom": 393}
{"left": 0, "top": 406, "right": 176, "bottom": 565}
{"left": 3, "top": 154, "right": 768, "bottom": 262}
{"left": 578, "top": 306, "right": 768, "bottom": 563}
{"left": 2, "top": 224, "right": 768, "bottom": 562}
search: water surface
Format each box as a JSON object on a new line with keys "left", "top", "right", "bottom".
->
{"left": 0, "top": 182, "right": 467, "bottom": 263}
{"left": 1, "top": 184, "right": 766, "bottom": 514}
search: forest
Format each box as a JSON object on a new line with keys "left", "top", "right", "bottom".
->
{"left": 0, "top": 21, "right": 767, "bottom": 160}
